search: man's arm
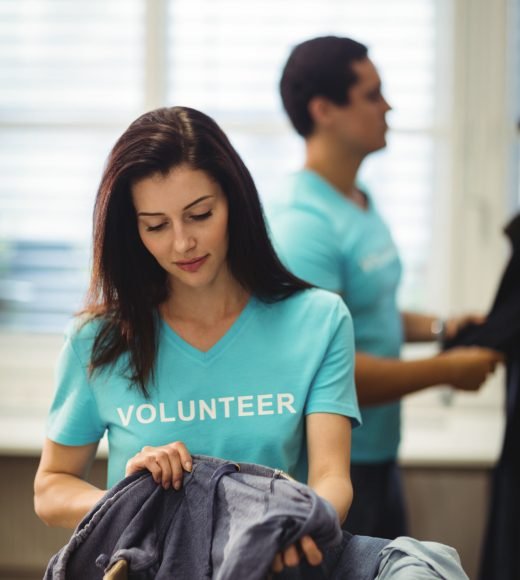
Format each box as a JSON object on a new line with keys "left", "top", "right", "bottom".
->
{"left": 355, "top": 347, "right": 503, "bottom": 406}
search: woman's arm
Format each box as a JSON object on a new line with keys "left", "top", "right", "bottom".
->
{"left": 35, "top": 439, "right": 193, "bottom": 530}
{"left": 306, "top": 412, "right": 353, "bottom": 523}
{"left": 34, "top": 439, "right": 105, "bottom": 529}
{"left": 272, "top": 412, "right": 353, "bottom": 573}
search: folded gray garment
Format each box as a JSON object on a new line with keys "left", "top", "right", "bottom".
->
{"left": 375, "top": 536, "right": 469, "bottom": 580}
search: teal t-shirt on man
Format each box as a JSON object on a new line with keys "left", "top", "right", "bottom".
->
{"left": 47, "top": 288, "right": 361, "bottom": 488}
{"left": 268, "top": 170, "right": 403, "bottom": 463}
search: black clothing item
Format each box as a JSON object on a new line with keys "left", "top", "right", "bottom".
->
{"left": 444, "top": 213, "right": 520, "bottom": 356}
{"left": 444, "top": 213, "right": 520, "bottom": 580}
{"left": 343, "top": 461, "right": 408, "bottom": 539}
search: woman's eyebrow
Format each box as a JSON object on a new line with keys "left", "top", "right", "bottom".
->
{"left": 183, "top": 195, "right": 214, "bottom": 210}
{"left": 137, "top": 195, "right": 215, "bottom": 216}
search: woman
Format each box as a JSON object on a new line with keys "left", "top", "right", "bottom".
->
{"left": 34, "top": 106, "right": 360, "bottom": 572}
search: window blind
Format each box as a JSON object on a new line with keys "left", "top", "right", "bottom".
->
{"left": 0, "top": 0, "right": 439, "bottom": 332}
{"left": 166, "top": 0, "right": 438, "bottom": 308}
{"left": 0, "top": 0, "right": 144, "bottom": 331}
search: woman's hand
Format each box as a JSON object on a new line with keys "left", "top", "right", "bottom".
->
{"left": 271, "top": 535, "right": 323, "bottom": 574}
{"left": 125, "top": 441, "right": 192, "bottom": 490}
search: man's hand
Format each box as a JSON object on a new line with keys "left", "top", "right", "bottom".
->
{"left": 437, "top": 347, "right": 503, "bottom": 390}
{"left": 444, "top": 314, "right": 486, "bottom": 340}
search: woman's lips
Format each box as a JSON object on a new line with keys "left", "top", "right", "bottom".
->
{"left": 174, "top": 255, "right": 209, "bottom": 272}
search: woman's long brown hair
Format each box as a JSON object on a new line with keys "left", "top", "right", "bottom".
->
{"left": 83, "top": 106, "right": 311, "bottom": 396}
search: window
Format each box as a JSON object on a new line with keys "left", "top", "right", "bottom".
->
{"left": 0, "top": 0, "right": 144, "bottom": 331}
{"left": 0, "top": 0, "right": 515, "bottom": 414}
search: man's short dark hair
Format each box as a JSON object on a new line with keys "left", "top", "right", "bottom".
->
{"left": 280, "top": 36, "right": 369, "bottom": 137}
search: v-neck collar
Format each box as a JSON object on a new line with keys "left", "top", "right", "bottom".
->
{"left": 159, "top": 296, "right": 258, "bottom": 364}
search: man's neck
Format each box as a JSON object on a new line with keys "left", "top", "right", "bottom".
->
{"left": 304, "top": 135, "right": 364, "bottom": 199}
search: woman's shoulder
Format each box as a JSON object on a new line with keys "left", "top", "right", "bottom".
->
{"left": 63, "top": 315, "right": 104, "bottom": 347}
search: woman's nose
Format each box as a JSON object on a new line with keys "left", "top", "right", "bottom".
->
{"left": 173, "top": 229, "right": 195, "bottom": 255}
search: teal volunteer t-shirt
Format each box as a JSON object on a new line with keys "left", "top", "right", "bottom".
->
{"left": 268, "top": 170, "right": 403, "bottom": 463}
{"left": 47, "top": 289, "right": 361, "bottom": 487}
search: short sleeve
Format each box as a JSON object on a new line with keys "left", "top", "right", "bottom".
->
{"left": 46, "top": 334, "right": 106, "bottom": 445}
{"left": 305, "top": 300, "right": 361, "bottom": 427}
{"left": 269, "top": 209, "right": 343, "bottom": 292}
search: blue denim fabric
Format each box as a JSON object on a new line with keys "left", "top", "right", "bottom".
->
{"left": 278, "top": 532, "right": 390, "bottom": 579}
{"left": 46, "top": 455, "right": 370, "bottom": 580}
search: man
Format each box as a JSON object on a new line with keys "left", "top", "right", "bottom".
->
{"left": 268, "top": 35, "right": 503, "bottom": 539}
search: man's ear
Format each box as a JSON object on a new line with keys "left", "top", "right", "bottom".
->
{"left": 307, "top": 96, "right": 336, "bottom": 129}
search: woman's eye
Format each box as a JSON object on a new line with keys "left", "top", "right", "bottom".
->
{"left": 146, "top": 223, "right": 166, "bottom": 232}
{"left": 191, "top": 210, "right": 213, "bottom": 222}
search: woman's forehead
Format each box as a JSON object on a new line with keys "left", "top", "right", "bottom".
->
{"left": 131, "top": 166, "right": 224, "bottom": 211}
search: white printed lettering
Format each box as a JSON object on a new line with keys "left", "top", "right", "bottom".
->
{"left": 218, "top": 397, "right": 234, "bottom": 418}
{"left": 159, "top": 402, "right": 175, "bottom": 422}
{"left": 257, "top": 394, "right": 274, "bottom": 415}
{"left": 237, "top": 395, "right": 254, "bottom": 417}
{"left": 117, "top": 405, "right": 134, "bottom": 427}
{"left": 178, "top": 400, "right": 195, "bottom": 421}
{"left": 136, "top": 404, "right": 156, "bottom": 424}
{"left": 115, "top": 392, "right": 298, "bottom": 426}
{"left": 199, "top": 398, "right": 216, "bottom": 420}
{"left": 360, "top": 247, "right": 397, "bottom": 272}
{"left": 277, "top": 393, "right": 296, "bottom": 414}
